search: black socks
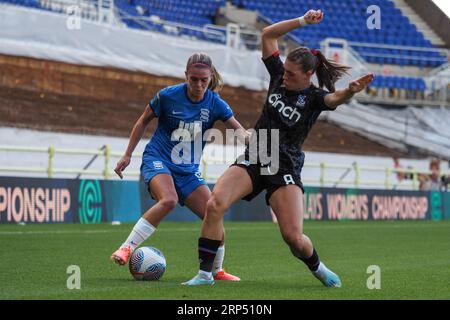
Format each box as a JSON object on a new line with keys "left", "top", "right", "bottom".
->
{"left": 300, "top": 248, "right": 321, "bottom": 272}
{"left": 198, "top": 237, "right": 221, "bottom": 273}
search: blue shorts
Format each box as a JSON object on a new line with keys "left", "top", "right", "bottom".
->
{"left": 140, "top": 158, "right": 206, "bottom": 206}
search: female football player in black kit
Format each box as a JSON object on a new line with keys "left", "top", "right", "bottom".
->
{"left": 184, "top": 10, "right": 374, "bottom": 286}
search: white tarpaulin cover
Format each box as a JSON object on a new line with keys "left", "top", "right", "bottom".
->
{"left": 0, "top": 5, "right": 270, "bottom": 91}
{"left": 321, "top": 100, "right": 450, "bottom": 159}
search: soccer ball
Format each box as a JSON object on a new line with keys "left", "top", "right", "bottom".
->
{"left": 129, "top": 246, "right": 166, "bottom": 281}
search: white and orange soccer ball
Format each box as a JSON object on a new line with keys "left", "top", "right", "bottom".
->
{"left": 129, "top": 246, "right": 166, "bottom": 281}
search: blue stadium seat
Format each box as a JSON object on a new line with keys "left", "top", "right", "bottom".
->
{"left": 368, "top": 75, "right": 427, "bottom": 92}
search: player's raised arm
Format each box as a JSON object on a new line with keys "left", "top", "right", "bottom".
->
{"left": 261, "top": 9, "right": 324, "bottom": 59}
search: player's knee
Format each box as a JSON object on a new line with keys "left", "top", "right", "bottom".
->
{"left": 159, "top": 196, "right": 178, "bottom": 212}
{"left": 206, "top": 195, "right": 227, "bottom": 216}
{"left": 282, "top": 230, "right": 302, "bottom": 248}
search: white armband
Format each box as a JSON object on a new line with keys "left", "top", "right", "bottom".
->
{"left": 298, "top": 16, "right": 309, "bottom": 27}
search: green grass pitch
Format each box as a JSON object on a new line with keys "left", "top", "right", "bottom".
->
{"left": 1, "top": 220, "right": 449, "bottom": 300}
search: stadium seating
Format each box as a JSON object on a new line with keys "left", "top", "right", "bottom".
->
{"left": 1, "top": 0, "right": 40, "bottom": 8}
{"left": 1, "top": 0, "right": 447, "bottom": 68}
{"left": 232, "top": 0, "right": 446, "bottom": 67}
{"left": 370, "top": 75, "right": 426, "bottom": 91}
{"left": 115, "top": 0, "right": 226, "bottom": 43}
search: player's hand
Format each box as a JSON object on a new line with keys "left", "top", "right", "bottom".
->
{"left": 236, "top": 129, "right": 252, "bottom": 145}
{"left": 243, "top": 130, "right": 252, "bottom": 145}
{"left": 349, "top": 74, "right": 375, "bottom": 93}
{"left": 304, "top": 10, "right": 324, "bottom": 25}
{"left": 114, "top": 155, "right": 131, "bottom": 179}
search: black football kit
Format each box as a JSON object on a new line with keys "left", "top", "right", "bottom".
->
{"left": 234, "top": 52, "right": 335, "bottom": 204}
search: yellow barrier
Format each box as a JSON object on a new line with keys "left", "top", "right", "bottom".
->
{"left": 1, "top": 145, "right": 447, "bottom": 190}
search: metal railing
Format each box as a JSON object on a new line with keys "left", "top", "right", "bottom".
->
{"left": 1, "top": 145, "right": 449, "bottom": 190}
{"left": 35, "top": 0, "right": 261, "bottom": 49}
{"left": 347, "top": 41, "right": 449, "bottom": 65}
{"left": 39, "top": 0, "right": 118, "bottom": 24}
{"left": 116, "top": 10, "right": 261, "bottom": 50}
{"left": 199, "top": 154, "right": 449, "bottom": 191}
{"left": 0, "top": 145, "right": 142, "bottom": 179}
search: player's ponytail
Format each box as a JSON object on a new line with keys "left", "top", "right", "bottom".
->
{"left": 186, "top": 52, "right": 223, "bottom": 92}
{"left": 314, "top": 49, "right": 351, "bottom": 93}
{"left": 209, "top": 64, "right": 224, "bottom": 93}
{"left": 287, "top": 47, "right": 351, "bottom": 92}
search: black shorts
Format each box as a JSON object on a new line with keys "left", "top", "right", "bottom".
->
{"left": 231, "top": 162, "right": 304, "bottom": 205}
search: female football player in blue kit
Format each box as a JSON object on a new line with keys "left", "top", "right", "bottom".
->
{"left": 111, "top": 53, "right": 247, "bottom": 281}
{"left": 184, "top": 10, "right": 374, "bottom": 286}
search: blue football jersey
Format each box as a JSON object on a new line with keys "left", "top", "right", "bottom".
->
{"left": 145, "top": 83, "right": 233, "bottom": 174}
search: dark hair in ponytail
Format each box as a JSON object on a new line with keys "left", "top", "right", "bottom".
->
{"left": 186, "top": 52, "right": 223, "bottom": 92}
{"left": 287, "top": 47, "right": 351, "bottom": 92}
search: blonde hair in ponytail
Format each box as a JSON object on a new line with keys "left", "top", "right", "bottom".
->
{"left": 209, "top": 65, "right": 224, "bottom": 92}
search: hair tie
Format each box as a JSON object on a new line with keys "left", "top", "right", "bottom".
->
{"left": 311, "top": 49, "right": 319, "bottom": 56}
{"left": 190, "top": 62, "right": 211, "bottom": 69}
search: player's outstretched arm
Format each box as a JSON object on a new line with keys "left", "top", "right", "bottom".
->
{"left": 261, "top": 9, "right": 324, "bottom": 59}
{"left": 224, "top": 116, "right": 251, "bottom": 144}
{"left": 324, "top": 74, "right": 375, "bottom": 109}
{"left": 114, "top": 104, "right": 155, "bottom": 179}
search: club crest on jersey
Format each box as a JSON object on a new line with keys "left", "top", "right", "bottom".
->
{"left": 195, "top": 171, "right": 204, "bottom": 181}
{"left": 268, "top": 94, "right": 302, "bottom": 123}
{"left": 296, "top": 95, "right": 307, "bottom": 108}
{"left": 200, "top": 109, "right": 209, "bottom": 122}
{"left": 153, "top": 161, "right": 164, "bottom": 170}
